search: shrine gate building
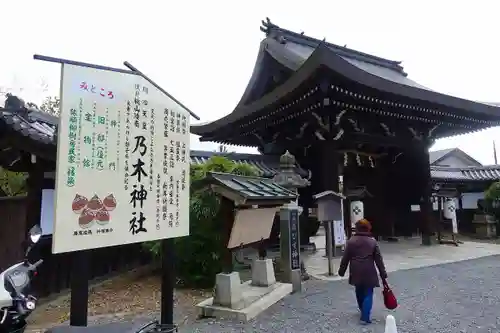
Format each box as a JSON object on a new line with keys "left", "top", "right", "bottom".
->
{"left": 191, "top": 19, "right": 500, "bottom": 245}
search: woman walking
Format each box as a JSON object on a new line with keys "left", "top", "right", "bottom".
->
{"left": 338, "top": 219, "right": 388, "bottom": 325}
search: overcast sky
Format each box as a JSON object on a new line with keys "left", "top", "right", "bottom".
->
{"left": 1, "top": 0, "right": 499, "bottom": 164}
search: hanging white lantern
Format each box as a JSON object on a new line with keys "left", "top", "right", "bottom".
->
{"left": 350, "top": 200, "right": 364, "bottom": 229}
{"left": 444, "top": 198, "right": 458, "bottom": 234}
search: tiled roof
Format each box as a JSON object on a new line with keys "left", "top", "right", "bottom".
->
{"left": 206, "top": 172, "right": 297, "bottom": 201}
{"left": 190, "top": 150, "right": 310, "bottom": 178}
{"left": 194, "top": 151, "right": 500, "bottom": 182}
{"left": 460, "top": 166, "right": 500, "bottom": 181}
{"left": 431, "top": 166, "right": 500, "bottom": 181}
{"left": 0, "top": 106, "right": 57, "bottom": 146}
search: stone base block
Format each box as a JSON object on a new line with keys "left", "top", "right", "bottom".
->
{"left": 213, "top": 272, "right": 243, "bottom": 310}
{"left": 196, "top": 280, "right": 293, "bottom": 322}
{"left": 251, "top": 259, "right": 276, "bottom": 287}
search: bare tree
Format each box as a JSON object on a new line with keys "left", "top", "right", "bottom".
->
{"left": 39, "top": 95, "right": 60, "bottom": 116}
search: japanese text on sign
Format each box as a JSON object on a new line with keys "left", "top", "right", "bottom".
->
{"left": 52, "top": 62, "right": 191, "bottom": 254}
{"left": 289, "top": 209, "right": 300, "bottom": 270}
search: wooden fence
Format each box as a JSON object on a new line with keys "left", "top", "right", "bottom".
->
{"left": 0, "top": 196, "right": 152, "bottom": 298}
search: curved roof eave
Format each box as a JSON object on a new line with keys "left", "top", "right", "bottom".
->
{"left": 191, "top": 43, "right": 325, "bottom": 137}
{"left": 191, "top": 44, "right": 500, "bottom": 137}
{"left": 314, "top": 44, "right": 500, "bottom": 117}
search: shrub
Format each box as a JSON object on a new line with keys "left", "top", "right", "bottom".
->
{"left": 143, "top": 156, "right": 259, "bottom": 288}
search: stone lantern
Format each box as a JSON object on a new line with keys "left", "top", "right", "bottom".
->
{"left": 272, "top": 150, "right": 310, "bottom": 200}
{"left": 272, "top": 150, "right": 310, "bottom": 291}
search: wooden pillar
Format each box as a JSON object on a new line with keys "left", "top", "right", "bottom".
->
{"left": 373, "top": 160, "right": 389, "bottom": 238}
{"left": 343, "top": 197, "right": 351, "bottom": 238}
{"left": 437, "top": 197, "right": 443, "bottom": 242}
{"left": 311, "top": 143, "right": 340, "bottom": 249}
{"left": 457, "top": 189, "right": 464, "bottom": 231}
{"left": 419, "top": 147, "right": 434, "bottom": 245}
{"left": 317, "top": 144, "right": 340, "bottom": 192}
{"left": 25, "top": 163, "right": 44, "bottom": 234}
{"left": 298, "top": 193, "right": 312, "bottom": 246}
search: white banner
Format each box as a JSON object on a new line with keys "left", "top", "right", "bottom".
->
{"left": 350, "top": 200, "right": 364, "bottom": 228}
{"left": 53, "top": 63, "right": 190, "bottom": 253}
{"left": 444, "top": 198, "right": 458, "bottom": 234}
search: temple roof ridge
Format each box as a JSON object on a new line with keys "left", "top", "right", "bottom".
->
{"left": 260, "top": 17, "right": 406, "bottom": 75}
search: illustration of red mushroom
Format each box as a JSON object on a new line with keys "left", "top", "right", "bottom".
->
{"left": 72, "top": 194, "right": 88, "bottom": 214}
{"left": 95, "top": 207, "right": 110, "bottom": 225}
{"left": 79, "top": 207, "right": 95, "bottom": 228}
{"left": 103, "top": 194, "right": 117, "bottom": 211}
{"left": 87, "top": 194, "right": 104, "bottom": 211}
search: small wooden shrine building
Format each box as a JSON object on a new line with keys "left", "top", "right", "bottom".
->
{"left": 191, "top": 19, "right": 500, "bottom": 245}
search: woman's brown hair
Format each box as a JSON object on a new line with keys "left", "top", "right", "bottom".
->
{"left": 355, "top": 218, "right": 372, "bottom": 232}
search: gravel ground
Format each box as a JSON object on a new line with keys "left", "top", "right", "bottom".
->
{"left": 177, "top": 255, "right": 500, "bottom": 333}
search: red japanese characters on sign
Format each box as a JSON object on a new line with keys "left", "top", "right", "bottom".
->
{"left": 80, "top": 81, "right": 114, "bottom": 99}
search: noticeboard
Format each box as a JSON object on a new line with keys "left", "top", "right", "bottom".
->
{"left": 53, "top": 63, "right": 190, "bottom": 253}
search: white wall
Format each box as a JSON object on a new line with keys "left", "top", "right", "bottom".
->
{"left": 461, "top": 192, "right": 484, "bottom": 209}
{"left": 434, "top": 155, "right": 479, "bottom": 168}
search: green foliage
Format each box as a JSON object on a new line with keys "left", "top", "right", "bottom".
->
{"left": 0, "top": 167, "right": 27, "bottom": 196}
{"left": 483, "top": 182, "right": 500, "bottom": 217}
{"left": 485, "top": 181, "right": 500, "bottom": 202}
{"left": 143, "top": 156, "right": 259, "bottom": 288}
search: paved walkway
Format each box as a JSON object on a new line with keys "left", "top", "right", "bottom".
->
{"left": 180, "top": 254, "right": 500, "bottom": 332}
{"left": 305, "top": 230, "right": 500, "bottom": 280}
{"left": 41, "top": 233, "right": 500, "bottom": 332}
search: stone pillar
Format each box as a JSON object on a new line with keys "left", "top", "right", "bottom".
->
{"left": 280, "top": 204, "right": 301, "bottom": 292}
{"left": 272, "top": 151, "right": 310, "bottom": 288}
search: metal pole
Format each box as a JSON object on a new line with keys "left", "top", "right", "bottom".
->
{"left": 160, "top": 238, "right": 175, "bottom": 325}
{"left": 325, "top": 221, "right": 334, "bottom": 276}
{"left": 34, "top": 54, "right": 138, "bottom": 75}
{"left": 332, "top": 221, "right": 337, "bottom": 257}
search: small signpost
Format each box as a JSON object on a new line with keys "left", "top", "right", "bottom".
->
{"left": 280, "top": 204, "right": 302, "bottom": 292}
{"left": 33, "top": 54, "right": 199, "bottom": 328}
{"left": 313, "top": 191, "right": 346, "bottom": 276}
{"left": 289, "top": 209, "right": 300, "bottom": 271}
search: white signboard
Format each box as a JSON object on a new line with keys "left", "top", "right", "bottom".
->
{"left": 333, "top": 220, "right": 346, "bottom": 246}
{"left": 53, "top": 63, "right": 190, "bottom": 253}
{"left": 410, "top": 205, "right": 420, "bottom": 212}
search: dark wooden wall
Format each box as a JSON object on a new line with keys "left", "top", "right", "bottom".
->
{"left": 0, "top": 196, "right": 152, "bottom": 298}
{"left": 0, "top": 197, "right": 28, "bottom": 271}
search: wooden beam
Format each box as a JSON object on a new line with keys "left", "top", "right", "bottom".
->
{"left": 2, "top": 133, "right": 56, "bottom": 162}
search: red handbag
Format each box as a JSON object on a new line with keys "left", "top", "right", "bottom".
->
{"left": 382, "top": 280, "right": 398, "bottom": 310}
